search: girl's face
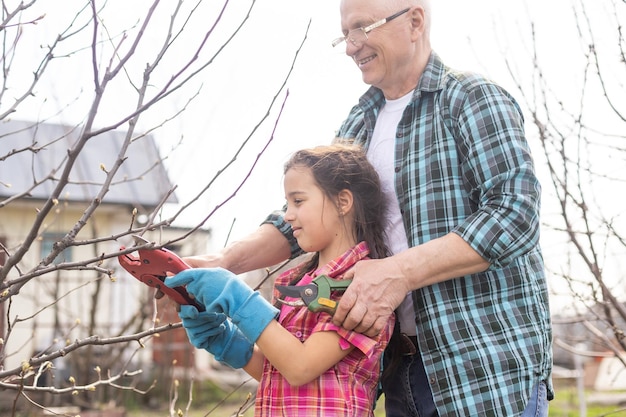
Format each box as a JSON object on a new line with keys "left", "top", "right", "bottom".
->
{"left": 283, "top": 166, "right": 355, "bottom": 263}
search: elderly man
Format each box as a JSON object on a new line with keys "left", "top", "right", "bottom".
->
{"left": 183, "top": 0, "right": 553, "bottom": 415}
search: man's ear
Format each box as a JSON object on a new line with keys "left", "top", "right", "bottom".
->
{"left": 337, "top": 189, "right": 354, "bottom": 215}
{"left": 409, "top": 6, "right": 426, "bottom": 37}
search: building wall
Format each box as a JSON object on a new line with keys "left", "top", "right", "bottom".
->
{"left": 0, "top": 200, "right": 211, "bottom": 382}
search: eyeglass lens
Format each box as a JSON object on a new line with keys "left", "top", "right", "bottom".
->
{"left": 332, "top": 28, "right": 366, "bottom": 48}
{"left": 347, "top": 28, "right": 367, "bottom": 46}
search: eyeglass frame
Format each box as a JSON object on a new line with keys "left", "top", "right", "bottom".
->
{"left": 332, "top": 7, "right": 411, "bottom": 48}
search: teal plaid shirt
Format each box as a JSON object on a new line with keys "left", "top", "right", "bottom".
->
{"left": 265, "top": 52, "right": 553, "bottom": 416}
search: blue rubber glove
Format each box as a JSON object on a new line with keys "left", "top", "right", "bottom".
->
{"left": 177, "top": 305, "right": 227, "bottom": 348}
{"left": 165, "top": 268, "right": 278, "bottom": 343}
{"left": 178, "top": 305, "right": 253, "bottom": 369}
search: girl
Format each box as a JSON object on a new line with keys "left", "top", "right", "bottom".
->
{"left": 167, "top": 144, "right": 394, "bottom": 416}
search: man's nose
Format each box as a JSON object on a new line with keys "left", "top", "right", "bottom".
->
{"left": 345, "top": 41, "right": 360, "bottom": 57}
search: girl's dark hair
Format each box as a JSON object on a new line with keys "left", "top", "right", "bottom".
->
{"left": 284, "top": 144, "right": 401, "bottom": 384}
{"left": 284, "top": 143, "right": 390, "bottom": 267}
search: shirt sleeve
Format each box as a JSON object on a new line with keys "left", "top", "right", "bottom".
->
{"left": 261, "top": 207, "right": 304, "bottom": 259}
{"left": 450, "top": 82, "right": 541, "bottom": 269}
{"left": 312, "top": 314, "right": 394, "bottom": 358}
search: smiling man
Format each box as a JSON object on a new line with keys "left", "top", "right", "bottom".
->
{"left": 328, "top": 0, "right": 554, "bottom": 416}
{"left": 184, "top": 0, "right": 554, "bottom": 415}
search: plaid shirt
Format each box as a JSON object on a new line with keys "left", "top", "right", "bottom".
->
{"left": 265, "top": 52, "right": 553, "bottom": 416}
{"left": 254, "top": 242, "right": 394, "bottom": 416}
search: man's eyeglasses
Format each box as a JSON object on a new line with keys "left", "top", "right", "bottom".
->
{"left": 332, "top": 8, "right": 410, "bottom": 48}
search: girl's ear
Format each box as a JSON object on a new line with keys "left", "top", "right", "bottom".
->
{"left": 336, "top": 189, "right": 354, "bottom": 216}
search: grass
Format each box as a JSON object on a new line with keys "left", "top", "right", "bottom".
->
{"left": 548, "top": 379, "right": 626, "bottom": 417}
{"left": 127, "top": 396, "right": 386, "bottom": 417}
{"left": 127, "top": 383, "right": 626, "bottom": 417}
{"left": 9, "top": 377, "right": 620, "bottom": 417}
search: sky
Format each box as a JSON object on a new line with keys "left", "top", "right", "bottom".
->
{"left": 147, "top": 0, "right": 581, "bottom": 249}
{"left": 148, "top": 0, "right": 623, "bottom": 316}
{"left": 7, "top": 0, "right": 623, "bottom": 313}
{"left": 11, "top": 0, "right": 579, "bottom": 244}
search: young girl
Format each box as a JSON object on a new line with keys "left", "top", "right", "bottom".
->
{"left": 166, "top": 144, "right": 394, "bottom": 416}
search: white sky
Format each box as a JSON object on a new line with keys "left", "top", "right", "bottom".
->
{"left": 151, "top": 0, "right": 581, "bottom": 247}
{"left": 8, "top": 0, "right": 624, "bottom": 313}
{"left": 12, "top": 0, "right": 581, "bottom": 243}
{"left": 154, "top": 0, "right": 622, "bottom": 316}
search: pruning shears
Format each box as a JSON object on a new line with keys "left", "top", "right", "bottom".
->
{"left": 275, "top": 274, "right": 351, "bottom": 316}
{"left": 118, "top": 235, "right": 205, "bottom": 311}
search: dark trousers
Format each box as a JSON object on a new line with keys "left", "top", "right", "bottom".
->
{"left": 382, "top": 338, "right": 549, "bottom": 417}
{"left": 382, "top": 335, "right": 438, "bottom": 417}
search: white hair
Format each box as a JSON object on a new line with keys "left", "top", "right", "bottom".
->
{"left": 387, "top": 0, "right": 431, "bottom": 34}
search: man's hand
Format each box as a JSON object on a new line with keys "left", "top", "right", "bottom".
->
{"left": 183, "top": 253, "right": 226, "bottom": 269}
{"left": 332, "top": 258, "right": 408, "bottom": 337}
{"left": 332, "top": 234, "right": 490, "bottom": 337}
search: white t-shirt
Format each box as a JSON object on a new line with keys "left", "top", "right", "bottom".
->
{"left": 366, "top": 91, "right": 416, "bottom": 336}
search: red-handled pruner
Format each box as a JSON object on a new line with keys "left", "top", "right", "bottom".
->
{"left": 118, "top": 235, "right": 205, "bottom": 311}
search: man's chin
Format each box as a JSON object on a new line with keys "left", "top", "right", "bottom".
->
{"left": 360, "top": 73, "right": 378, "bottom": 88}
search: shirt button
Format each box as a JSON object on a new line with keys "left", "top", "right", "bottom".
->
{"left": 397, "top": 132, "right": 403, "bottom": 138}
{"left": 430, "top": 377, "right": 436, "bottom": 384}
{"left": 295, "top": 331, "right": 303, "bottom": 338}
{"left": 395, "top": 166, "right": 401, "bottom": 173}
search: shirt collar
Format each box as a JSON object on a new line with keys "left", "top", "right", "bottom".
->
{"left": 358, "top": 51, "right": 446, "bottom": 109}
{"left": 312, "top": 241, "right": 370, "bottom": 278}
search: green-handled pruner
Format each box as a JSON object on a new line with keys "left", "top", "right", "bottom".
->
{"left": 275, "top": 274, "right": 352, "bottom": 316}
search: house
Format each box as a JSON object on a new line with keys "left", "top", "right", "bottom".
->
{"left": 0, "top": 120, "right": 211, "bottom": 406}
{"left": 552, "top": 307, "right": 626, "bottom": 393}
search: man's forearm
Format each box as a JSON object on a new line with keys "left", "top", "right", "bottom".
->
{"left": 218, "top": 224, "right": 292, "bottom": 274}
{"left": 395, "top": 232, "right": 490, "bottom": 291}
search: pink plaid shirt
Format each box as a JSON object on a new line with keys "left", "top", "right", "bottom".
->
{"left": 254, "top": 242, "right": 394, "bottom": 416}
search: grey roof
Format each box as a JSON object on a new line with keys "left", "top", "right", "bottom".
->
{"left": 0, "top": 120, "right": 177, "bottom": 209}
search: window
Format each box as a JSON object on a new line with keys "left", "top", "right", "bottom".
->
{"left": 40, "top": 233, "right": 73, "bottom": 264}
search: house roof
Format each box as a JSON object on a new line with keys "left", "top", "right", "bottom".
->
{"left": 0, "top": 120, "right": 177, "bottom": 209}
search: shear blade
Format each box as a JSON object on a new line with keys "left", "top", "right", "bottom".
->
{"left": 132, "top": 234, "right": 151, "bottom": 246}
{"left": 276, "top": 285, "right": 305, "bottom": 298}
